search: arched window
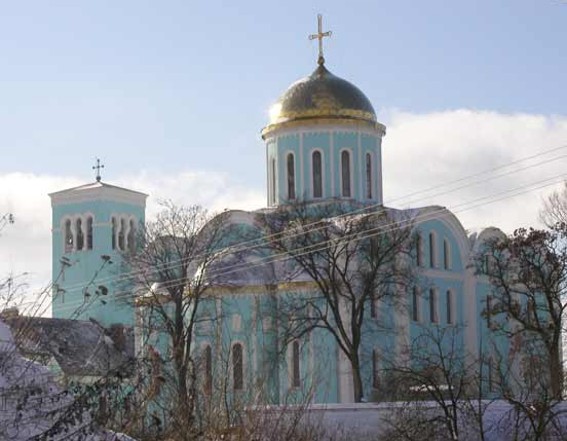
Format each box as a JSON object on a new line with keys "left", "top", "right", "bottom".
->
{"left": 64, "top": 219, "right": 73, "bottom": 253}
{"left": 416, "top": 234, "right": 423, "bottom": 267}
{"left": 291, "top": 341, "right": 300, "bottom": 388}
{"left": 412, "top": 287, "right": 420, "bottom": 322}
{"left": 429, "top": 232, "right": 436, "bottom": 268}
{"left": 111, "top": 217, "right": 117, "bottom": 250}
{"left": 341, "top": 150, "right": 351, "bottom": 197}
{"left": 443, "top": 239, "right": 451, "bottom": 270}
{"left": 75, "top": 218, "right": 84, "bottom": 251}
{"left": 429, "top": 289, "right": 438, "bottom": 323}
{"left": 128, "top": 220, "right": 136, "bottom": 253}
{"left": 271, "top": 158, "right": 276, "bottom": 204}
{"left": 446, "top": 290, "right": 453, "bottom": 324}
{"left": 287, "top": 153, "right": 295, "bottom": 200}
{"left": 203, "top": 345, "right": 212, "bottom": 395}
{"left": 118, "top": 218, "right": 126, "bottom": 251}
{"left": 366, "top": 153, "right": 373, "bottom": 199}
{"left": 232, "top": 343, "right": 243, "bottom": 390}
{"left": 372, "top": 349, "right": 380, "bottom": 389}
{"left": 86, "top": 216, "right": 93, "bottom": 250}
{"left": 312, "top": 151, "right": 322, "bottom": 198}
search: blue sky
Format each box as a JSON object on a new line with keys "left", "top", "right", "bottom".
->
{"left": 0, "top": 0, "right": 565, "bottom": 180}
{"left": 1, "top": 0, "right": 567, "bottom": 291}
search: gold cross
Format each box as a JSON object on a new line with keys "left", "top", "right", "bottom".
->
{"left": 308, "top": 14, "right": 332, "bottom": 65}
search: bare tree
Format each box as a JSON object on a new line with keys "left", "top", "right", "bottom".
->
{"left": 124, "top": 202, "right": 228, "bottom": 440}
{"left": 475, "top": 226, "right": 567, "bottom": 400}
{"left": 383, "top": 325, "right": 492, "bottom": 441}
{"left": 541, "top": 181, "right": 567, "bottom": 228}
{"left": 258, "top": 202, "right": 415, "bottom": 402}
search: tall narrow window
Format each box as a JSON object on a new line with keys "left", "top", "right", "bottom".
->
{"left": 287, "top": 153, "right": 295, "bottom": 200}
{"left": 366, "top": 153, "right": 373, "bottom": 199}
{"left": 232, "top": 343, "right": 243, "bottom": 390}
{"left": 128, "top": 220, "right": 136, "bottom": 253}
{"left": 204, "top": 345, "right": 212, "bottom": 395}
{"left": 486, "top": 295, "right": 493, "bottom": 329}
{"left": 446, "top": 290, "right": 453, "bottom": 324}
{"left": 111, "top": 217, "right": 117, "bottom": 250}
{"left": 370, "top": 292, "right": 377, "bottom": 319}
{"left": 64, "top": 219, "right": 73, "bottom": 253}
{"left": 291, "top": 341, "right": 300, "bottom": 388}
{"left": 416, "top": 234, "right": 423, "bottom": 267}
{"left": 443, "top": 239, "right": 450, "bottom": 270}
{"left": 86, "top": 216, "right": 93, "bottom": 250}
{"left": 312, "top": 151, "right": 322, "bottom": 198}
{"left": 271, "top": 158, "right": 276, "bottom": 204}
{"left": 412, "top": 287, "right": 419, "bottom": 322}
{"left": 429, "top": 232, "right": 436, "bottom": 268}
{"left": 429, "top": 289, "right": 437, "bottom": 323}
{"left": 118, "top": 218, "right": 126, "bottom": 251}
{"left": 76, "top": 218, "right": 84, "bottom": 251}
{"left": 341, "top": 151, "right": 351, "bottom": 197}
{"left": 372, "top": 349, "right": 380, "bottom": 389}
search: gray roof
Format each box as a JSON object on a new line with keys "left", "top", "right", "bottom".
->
{"left": 4, "top": 315, "right": 134, "bottom": 377}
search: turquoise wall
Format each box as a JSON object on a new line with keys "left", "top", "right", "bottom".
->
{"left": 268, "top": 130, "right": 382, "bottom": 208}
{"left": 52, "top": 199, "right": 145, "bottom": 327}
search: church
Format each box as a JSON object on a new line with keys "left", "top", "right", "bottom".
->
{"left": 45, "top": 17, "right": 509, "bottom": 407}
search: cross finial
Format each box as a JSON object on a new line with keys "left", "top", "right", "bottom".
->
{"left": 308, "top": 14, "right": 332, "bottom": 66}
{"left": 92, "top": 158, "right": 104, "bottom": 182}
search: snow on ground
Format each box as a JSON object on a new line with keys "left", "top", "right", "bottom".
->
{"left": 0, "top": 319, "right": 136, "bottom": 441}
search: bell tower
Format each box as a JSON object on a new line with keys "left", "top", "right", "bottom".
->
{"left": 49, "top": 170, "right": 147, "bottom": 327}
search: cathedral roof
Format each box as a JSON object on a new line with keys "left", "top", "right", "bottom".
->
{"left": 262, "top": 63, "right": 379, "bottom": 138}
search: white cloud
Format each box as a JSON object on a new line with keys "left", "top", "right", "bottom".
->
{"left": 1, "top": 108, "right": 567, "bottom": 311}
{"left": 381, "top": 109, "right": 567, "bottom": 232}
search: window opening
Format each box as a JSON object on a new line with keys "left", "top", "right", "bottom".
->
{"left": 64, "top": 219, "right": 73, "bottom": 253}
{"left": 233, "top": 343, "right": 243, "bottom": 390}
{"left": 429, "top": 232, "right": 436, "bottom": 268}
{"left": 118, "top": 218, "right": 126, "bottom": 251}
{"left": 111, "top": 217, "right": 117, "bottom": 250}
{"left": 312, "top": 151, "right": 322, "bottom": 198}
{"left": 128, "top": 220, "right": 136, "bottom": 253}
{"left": 366, "top": 153, "right": 373, "bottom": 199}
{"left": 372, "top": 349, "right": 380, "bottom": 389}
{"left": 76, "top": 218, "right": 84, "bottom": 251}
{"left": 204, "top": 345, "right": 212, "bottom": 395}
{"left": 416, "top": 234, "right": 423, "bottom": 267}
{"left": 292, "top": 341, "right": 300, "bottom": 388}
{"left": 430, "top": 289, "right": 437, "bottom": 323}
{"left": 341, "top": 150, "right": 351, "bottom": 197}
{"left": 444, "top": 239, "right": 450, "bottom": 270}
{"left": 412, "top": 287, "right": 419, "bottom": 322}
{"left": 271, "top": 158, "right": 276, "bottom": 204}
{"left": 447, "top": 290, "right": 453, "bottom": 324}
{"left": 86, "top": 216, "right": 93, "bottom": 250}
{"left": 287, "top": 153, "right": 296, "bottom": 200}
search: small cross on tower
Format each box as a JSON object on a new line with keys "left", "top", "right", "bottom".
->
{"left": 308, "top": 14, "right": 332, "bottom": 66}
{"left": 92, "top": 158, "right": 104, "bottom": 182}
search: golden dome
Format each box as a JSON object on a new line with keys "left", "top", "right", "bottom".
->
{"left": 262, "top": 64, "right": 378, "bottom": 138}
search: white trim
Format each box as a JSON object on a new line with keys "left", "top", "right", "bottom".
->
{"left": 50, "top": 184, "right": 147, "bottom": 207}
{"left": 263, "top": 122, "right": 385, "bottom": 140}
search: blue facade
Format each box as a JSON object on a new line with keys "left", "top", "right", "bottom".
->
{"left": 50, "top": 183, "right": 146, "bottom": 327}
